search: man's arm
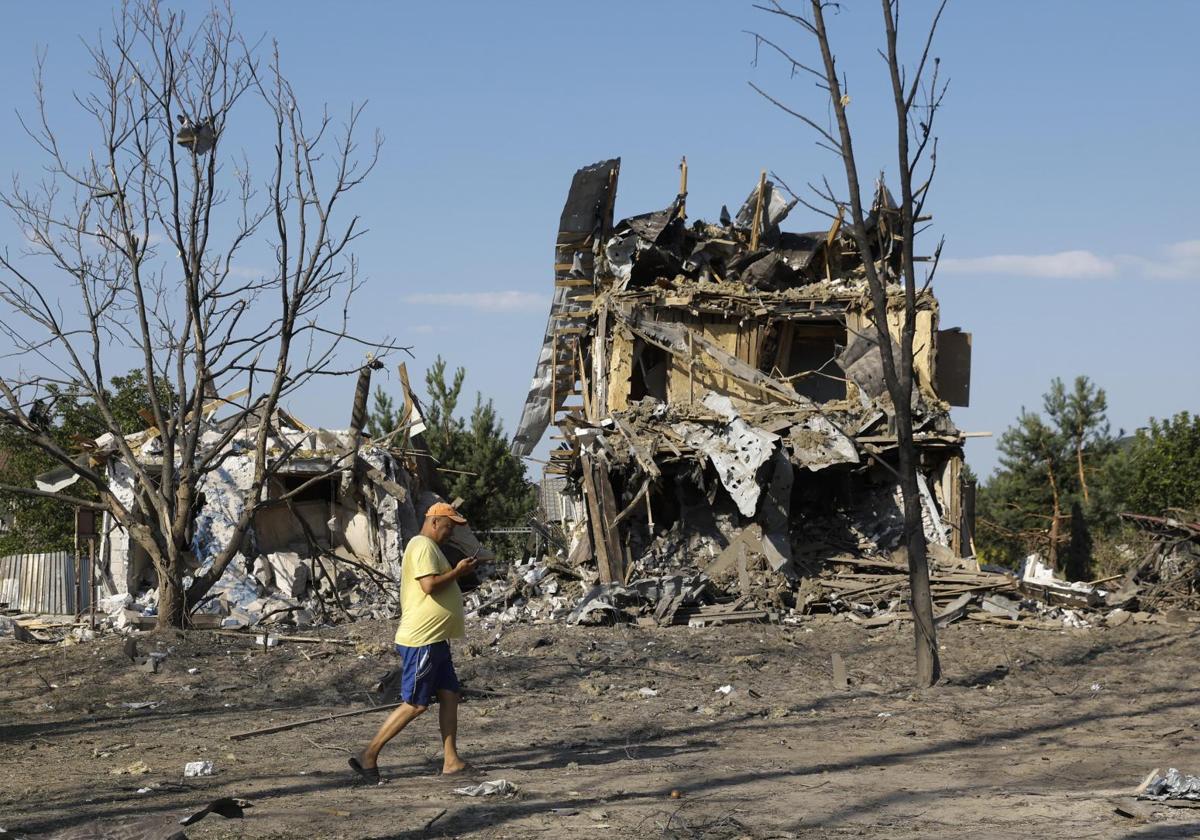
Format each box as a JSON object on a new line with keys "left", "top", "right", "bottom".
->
{"left": 418, "top": 556, "right": 478, "bottom": 596}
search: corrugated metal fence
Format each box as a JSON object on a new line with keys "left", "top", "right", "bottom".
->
{"left": 539, "top": 477, "right": 582, "bottom": 524}
{"left": 0, "top": 551, "right": 93, "bottom": 615}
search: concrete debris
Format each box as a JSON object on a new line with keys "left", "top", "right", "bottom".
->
{"left": 184, "top": 760, "right": 215, "bottom": 777}
{"left": 564, "top": 574, "right": 709, "bottom": 626}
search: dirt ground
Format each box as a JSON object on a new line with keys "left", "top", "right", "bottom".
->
{"left": 1, "top": 615, "right": 1198, "bottom": 839}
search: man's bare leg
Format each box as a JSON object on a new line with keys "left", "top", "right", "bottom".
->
{"left": 359, "top": 703, "right": 426, "bottom": 769}
{"left": 437, "top": 689, "right": 468, "bottom": 774}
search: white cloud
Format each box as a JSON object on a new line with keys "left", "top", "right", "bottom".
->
{"left": 1116, "top": 239, "right": 1200, "bottom": 280}
{"left": 940, "top": 240, "right": 1200, "bottom": 282}
{"left": 226, "top": 265, "right": 267, "bottom": 280}
{"left": 401, "top": 290, "right": 546, "bottom": 312}
{"left": 939, "top": 250, "right": 1116, "bottom": 279}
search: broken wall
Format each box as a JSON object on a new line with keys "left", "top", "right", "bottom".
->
{"left": 96, "top": 422, "right": 449, "bottom": 626}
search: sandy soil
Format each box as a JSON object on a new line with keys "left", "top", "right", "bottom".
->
{"left": 1, "top": 616, "right": 1198, "bottom": 839}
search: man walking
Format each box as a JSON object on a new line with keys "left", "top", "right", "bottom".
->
{"left": 350, "top": 502, "right": 478, "bottom": 782}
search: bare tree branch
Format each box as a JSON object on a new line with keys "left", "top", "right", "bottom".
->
{"left": 0, "top": 1, "right": 386, "bottom": 628}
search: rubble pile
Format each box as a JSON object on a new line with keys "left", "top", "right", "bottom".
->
{"left": 1107, "top": 513, "right": 1200, "bottom": 612}
{"left": 496, "top": 159, "right": 1200, "bottom": 633}
{"left": 510, "top": 159, "right": 973, "bottom": 594}
{"left": 3, "top": 360, "right": 498, "bottom": 635}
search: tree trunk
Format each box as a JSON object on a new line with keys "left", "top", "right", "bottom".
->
{"left": 1047, "top": 465, "right": 1062, "bottom": 569}
{"left": 157, "top": 563, "right": 185, "bottom": 629}
{"left": 1076, "top": 442, "right": 1089, "bottom": 503}
{"left": 897, "top": 421, "right": 940, "bottom": 687}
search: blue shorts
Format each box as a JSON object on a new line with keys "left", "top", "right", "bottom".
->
{"left": 395, "top": 641, "right": 460, "bottom": 707}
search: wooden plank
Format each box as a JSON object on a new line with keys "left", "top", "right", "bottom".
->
{"left": 594, "top": 461, "right": 626, "bottom": 584}
{"left": 704, "top": 524, "right": 762, "bottom": 581}
{"left": 626, "top": 315, "right": 809, "bottom": 407}
{"left": 749, "top": 170, "right": 766, "bottom": 251}
{"left": 580, "top": 452, "right": 614, "bottom": 584}
{"left": 609, "top": 479, "right": 651, "bottom": 531}
{"left": 611, "top": 415, "right": 660, "bottom": 478}
{"left": 360, "top": 461, "right": 408, "bottom": 503}
{"left": 685, "top": 610, "right": 768, "bottom": 626}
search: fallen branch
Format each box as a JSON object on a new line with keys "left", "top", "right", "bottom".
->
{"left": 212, "top": 630, "right": 356, "bottom": 647}
{"left": 229, "top": 703, "right": 404, "bottom": 740}
{"left": 423, "top": 808, "right": 448, "bottom": 831}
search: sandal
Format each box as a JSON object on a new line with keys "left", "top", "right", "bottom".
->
{"left": 348, "top": 754, "right": 381, "bottom": 784}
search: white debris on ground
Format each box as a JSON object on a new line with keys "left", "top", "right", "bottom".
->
{"left": 1140, "top": 768, "right": 1200, "bottom": 801}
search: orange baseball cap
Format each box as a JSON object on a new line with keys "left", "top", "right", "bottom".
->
{"left": 425, "top": 502, "right": 467, "bottom": 524}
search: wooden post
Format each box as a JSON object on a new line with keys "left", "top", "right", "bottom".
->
{"left": 73, "top": 508, "right": 82, "bottom": 619}
{"left": 88, "top": 536, "right": 96, "bottom": 631}
{"left": 576, "top": 342, "right": 591, "bottom": 421}
{"left": 749, "top": 170, "right": 767, "bottom": 251}
{"left": 688, "top": 331, "right": 695, "bottom": 405}
{"left": 678, "top": 156, "right": 688, "bottom": 217}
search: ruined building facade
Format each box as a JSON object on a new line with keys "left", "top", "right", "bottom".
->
{"left": 514, "top": 159, "right": 973, "bottom": 594}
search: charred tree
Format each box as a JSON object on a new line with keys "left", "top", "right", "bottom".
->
{"left": 750, "top": 0, "right": 949, "bottom": 686}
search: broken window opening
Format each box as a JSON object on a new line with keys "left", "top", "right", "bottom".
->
{"left": 775, "top": 321, "right": 848, "bottom": 402}
{"left": 629, "top": 340, "right": 669, "bottom": 403}
{"left": 254, "top": 473, "right": 337, "bottom": 555}
{"left": 274, "top": 472, "right": 335, "bottom": 506}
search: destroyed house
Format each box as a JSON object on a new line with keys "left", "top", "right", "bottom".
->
{"left": 29, "top": 370, "right": 488, "bottom": 627}
{"left": 513, "top": 159, "right": 974, "bottom": 595}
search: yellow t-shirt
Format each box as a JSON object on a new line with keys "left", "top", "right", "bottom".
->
{"left": 393, "top": 535, "right": 465, "bottom": 647}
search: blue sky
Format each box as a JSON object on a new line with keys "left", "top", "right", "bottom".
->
{"left": 1, "top": 2, "right": 1197, "bottom": 479}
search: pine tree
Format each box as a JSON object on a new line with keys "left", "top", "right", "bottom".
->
{"left": 1044, "top": 376, "right": 1112, "bottom": 504}
{"left": 366, "top": 388, "right": 400, "bottom": 440}
{"left": 362, "top": 357, "right": 538, "bottom": 560}
{"left": 977, "top": 376, "right": 1116, "bottom": 572}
